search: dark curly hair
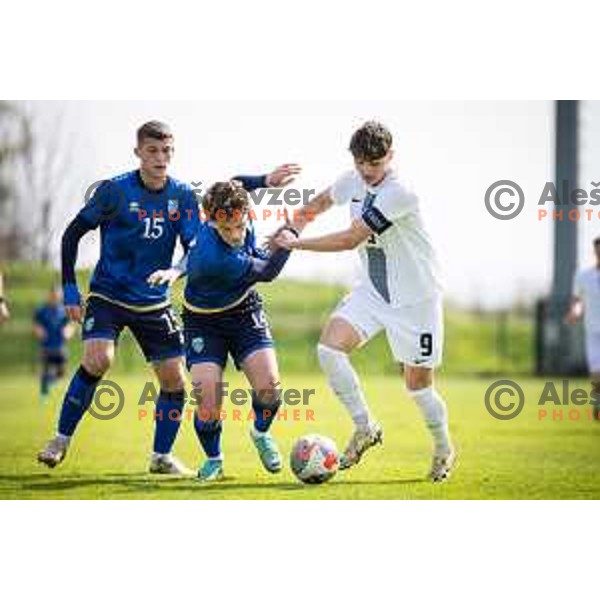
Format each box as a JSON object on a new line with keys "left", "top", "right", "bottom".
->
{"left": 203, "top": 180, "right": 250, "bottom": 220}
{"left": 349, "top": 121, "right": 393, "bottom": 161}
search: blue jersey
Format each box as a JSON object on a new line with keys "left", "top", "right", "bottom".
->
{"left": 184, "top": 221, "right": 290, "bottom": 312}
{"left": 34, "top": 304, "right": 69, "bottom": 351}
{"left": 79, "top": 170, "right": 199, "bottom": 310}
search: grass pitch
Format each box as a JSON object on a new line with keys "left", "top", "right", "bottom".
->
{"left": 1, "top": 372, "right": 599, "bottom": 499}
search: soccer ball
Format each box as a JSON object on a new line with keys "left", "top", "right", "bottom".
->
{"left": 290, "top": 434, "right": 339, "bottom": 484}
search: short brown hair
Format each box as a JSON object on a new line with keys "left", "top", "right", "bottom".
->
{"left": 203, "top": 180, "right": 250, "bottom": 220}
{"left": 137, "top": 121, "right": 173, "bottom": 145}
{"left": 349, "top": 121, "right": 393, "bottom": 161}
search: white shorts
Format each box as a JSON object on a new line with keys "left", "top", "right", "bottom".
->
{"left": 585, "top": 331, "right": 600, "bottom": 373}
{"left": 332, "top": 286, "right": 444, "bottom": 367}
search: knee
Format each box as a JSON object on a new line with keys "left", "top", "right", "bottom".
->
{"left": 82, "top": 347, "right": 112, "bottom": 377}
{"left": 159, "top": 362, "right": 186, "bottom": 392}
{"left": 405, "top": 367, "right": 433, "bottom": 392}
{"left": 191, "top": 378, "right": 219, "bottom": 410}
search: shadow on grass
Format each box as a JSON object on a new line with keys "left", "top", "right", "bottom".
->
{"left": 0, "top": 471, "right": 426, "bottom": 497}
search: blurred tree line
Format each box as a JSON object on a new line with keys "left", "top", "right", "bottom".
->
{"left": 0, "top": 101, "right": 75, "bottom": 265}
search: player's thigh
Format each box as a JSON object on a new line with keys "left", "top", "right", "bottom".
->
{"left": 82, "top": 338, "right": 116, "bottom": 376}
{"left": 182, "top": 310, "right": 229, "bottom": 373}
{"left": 80, "top": 297, "right": 124, "bottom": 375}
{"left": 129, "top": 306, "right": 184, "bottom": 364}
{"left": 228, "top": 301, "right": 275, "bottom": 372}
{"left": 153, "top": 356, "right": 186, "bottom": 392}
{"left": 189, "top": 362, "right": 224, "bottom": 413}
{"left": 384, "top": 297, "right": 444, "bottom": 373}
{"left": 241, "top": 347, "right": 280, "bottom": 397}
{"left": 321, "top": 289, "right": 382, "bottom": 353}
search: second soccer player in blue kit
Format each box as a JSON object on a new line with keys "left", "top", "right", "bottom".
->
{"left": 150, "top": 181, "right": 298, "bottom": 481}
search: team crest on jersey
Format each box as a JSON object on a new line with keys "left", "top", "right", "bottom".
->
{"left": 168, "top": 199, "right": 179, "bottom": 213}
{"left": 191, "top": 336, "right": 205, "bottom": 354}
{"left": 84, "top": 317, "right": 95, "bottom": 332}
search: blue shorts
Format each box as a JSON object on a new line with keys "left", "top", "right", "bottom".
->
{"left": 82, "top": 296, "right": 184, "bottom": 363}
{"left": 183, "top": 291, "right": 274, "bottom": 371}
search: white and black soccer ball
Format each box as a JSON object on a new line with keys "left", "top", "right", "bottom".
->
{"left": 290, "top": 434, "right": 339, "bottom": 484}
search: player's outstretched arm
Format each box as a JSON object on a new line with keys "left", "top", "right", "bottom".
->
{"left": 243, "top": 229, "right": 298, "bottom": 284}
{"left": 277, "top": 217, "right": 372, "bottom": 253}
{"left": 264, "top": 188, "right": 333, "bottom": 251}
{"left": 61, "top": 215, "right": 95, "bottom": 322}
{"left": 233, "top": 164, "right": 302, "bottom": 191}
{"left": 291, "top": 188, "right": 334, "bottom": 233}
{"left": 564, "top": 295, "right": 583, "bottom": 325}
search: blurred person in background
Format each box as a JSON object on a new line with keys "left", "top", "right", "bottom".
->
{"left": 0, "top": 272, "right": 10, "bottom": 324}
{"left": 33, "top": 286, "right": 75, "bottom": 403}
{"left": 565, "top": 236, "right": 600, "bottom": 420}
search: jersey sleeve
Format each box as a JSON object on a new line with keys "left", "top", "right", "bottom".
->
{"left": 238, "top": 249, "right": 291, "bottom": 285}
{"left": 329, "top": 171, "right": 356, "bottom": 206}
{"left": 361, "top": 184, "right": 418, "bottom": 235}
{"left": 78, "top": 180, "right": 124, "bottom": 228}
{"left": 177, "top": 187, "right": 200, "bottom": 251}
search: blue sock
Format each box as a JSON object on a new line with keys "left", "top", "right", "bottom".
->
{"left": 252, "top": 390, "right": 281, "bottom": 433}
{"left": 57, "top": 367, "right": 102, "bottom": 437}
{"left": 193, "top": 413, "right": 222, "bottom": 459}
{"left": 153, "top": 390, "right": 185, "bottom": 454}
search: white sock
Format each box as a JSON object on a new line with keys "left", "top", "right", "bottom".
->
{"left": 409, "top": 386, "right": 451, "bottom": 454}
{"left": 318, "top": 344, "right": 372, "bottom": 429}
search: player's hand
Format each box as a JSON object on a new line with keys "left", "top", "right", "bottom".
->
{"left": 147, "top": 268, "right": 182, "bottom": 287}
{"left": 274, "top": 229, "right": 300, "bottom": 250}
{"left": 265, "top": 210, "right": 299, "bottom": 251}
{"left": 264, "top": 225, "right": 286, "bottom": 252}
{"left": 65, "top": 305, "right": 83, "bottom": 323}
{"left": 266, "top": 164, "right": 302, "bottom": 188}
{"left": 0, "top": 301, "right": 10, "bottom": 324}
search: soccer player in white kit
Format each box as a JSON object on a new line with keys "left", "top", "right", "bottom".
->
{"left": 276, "top": 121, "right": 455, "bottom": 482}
{"left": 565, "top": 237, "right": 600, "bottom": 420}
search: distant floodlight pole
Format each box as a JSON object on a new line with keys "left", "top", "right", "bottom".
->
{"left": 538, "top": 100, "right": 581, "bottom": 374}
{"left": 552, "top": 100, "right": 579, "bottom": 301}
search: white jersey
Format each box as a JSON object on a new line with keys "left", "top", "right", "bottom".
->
{"left": 574, "top": 267, "right": 600, "bottom": 333}
{"left": 329, "top": 169, "right": 442, "bottom": 307}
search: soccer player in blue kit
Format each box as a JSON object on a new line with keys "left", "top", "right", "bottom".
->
{"left": 37, "top": 120, "right": 300, "bottom": 474}
{"left": 149, "top": 181, "right": 298, "bottom": 481}
{"left": 33, "top": 286, "right": 75, "bottom": 403}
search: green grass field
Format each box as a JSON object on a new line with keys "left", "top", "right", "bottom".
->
{"left": 1, "top": 263, "right": 597, "bottom": 499}
{"left": 1, "top": 372, "right": 599, "bottom": 499}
